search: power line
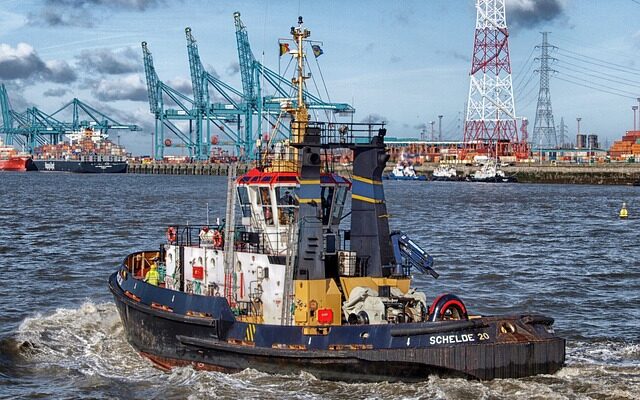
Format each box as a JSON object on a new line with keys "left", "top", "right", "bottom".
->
{"left": 556, "top": 47, "right": 640, "bottom": 75}
{"left": 554, "top": 73, "right": 637, "bottom": 99}
{"left": 556, "top": 70, "right": 639, "bottom": 96}
{"left": 512, "top": 46, "right": 537, "bottom": 89}
{"left": 556, "top": 62, "right": 640, "bottom": 89}
{"left": 555, "top": 59, "right": 640, "bottom": 86}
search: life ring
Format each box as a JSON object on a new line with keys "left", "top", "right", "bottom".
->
{"left": 212, "top": 230, "right": 223, "bottom": 248}
{"left": 428, "top": 293, "right": 468, "bottom": 322}
{"left": 166, "top": 227, "right": 177, "bottom": 243}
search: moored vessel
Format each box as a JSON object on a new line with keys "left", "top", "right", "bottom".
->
{"left": 31, "top": 127, "right": 128, "bottom": 173}
{"left": 431, "top": 164, "right": 459, "bottom": 181}
{"left": 383, "top": 162, "right": 427, "bottom": 181}
{"left": 0, "top": 138, "right": 33, "bottom": 171}
{"left": 109, "top": 16, "right": 564, "bottom": 381}
{"left": 467, "top": 160, "right": 517, "bottom": 183}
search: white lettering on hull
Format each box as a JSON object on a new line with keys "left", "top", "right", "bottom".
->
{"left": 429, "top": 332, "right": 490, "bottom": 345}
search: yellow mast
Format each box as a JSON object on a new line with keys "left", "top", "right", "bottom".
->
{"left": 289, "top": 17, "right": 310, "bottom": 159}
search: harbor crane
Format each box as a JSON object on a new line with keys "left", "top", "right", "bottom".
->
{"left": 0, "top": 84, "right": 139, "bottom": 153}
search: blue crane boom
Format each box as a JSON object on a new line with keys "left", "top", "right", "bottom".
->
{"left": 390, "top": 231, "right": 439, "bottom": 279}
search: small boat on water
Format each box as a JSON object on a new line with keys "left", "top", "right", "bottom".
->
{"left": 467, "top": 161, "right": 517, "bottom": 183}
{"left": 383, "top": 163, "right": 427, "bottom": 181}
{"left": 431, "top": 165, "right": 459, "bottom": 181}
{"left": 109, "top": 16, "right": 563, "bottom": 382}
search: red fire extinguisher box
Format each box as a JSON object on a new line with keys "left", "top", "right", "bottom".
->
{"left": 192, "top": 266, "right": 204, "bottom": 280}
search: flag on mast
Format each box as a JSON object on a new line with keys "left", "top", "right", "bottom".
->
{"left": 279, "top": 42, "right": 290, "bottom": 57}
{"left": 311, "top": 44, "right": 323, "bottom": 58}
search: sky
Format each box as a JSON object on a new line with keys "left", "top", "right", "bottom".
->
{"left": 1, "top": 0, "right": 640, "bottom": 155}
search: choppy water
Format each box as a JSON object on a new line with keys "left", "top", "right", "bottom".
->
{"left": 0, "top": 172, "right": 638, "bottom": 399}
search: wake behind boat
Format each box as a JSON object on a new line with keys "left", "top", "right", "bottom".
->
{"left": 109, "top": 15, "right": 563, "bottom": 382}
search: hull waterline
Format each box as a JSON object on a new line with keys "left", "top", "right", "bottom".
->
{"left": 110, "top": 269, "right": 565, "bottom": 382}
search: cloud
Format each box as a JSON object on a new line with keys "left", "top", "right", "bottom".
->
{"left": 76, "top": 47, "right": 141, "bottom": 75}
{"left": 43, "top": 87, "right": 70, "bottom": 97}
{"left": 91, "top": 73, "right": 148, "bottom": 102}
{"left": 0, "top": 43, "right": 47, "bottom": 80}
{"left": 435, "top": 49, "right": 470, "bottom": 63}
{"left": 226, "top": 62, "right": 240, "bottom": 76}
{"left": 44, "top": 60, "right": 77, "bottom": 83}
{"left": 506, "top": 0, "right": 567, "bottom": 30}
{"left": 166, "top": 76, "right": 193, "bottom": 94}
{"left": 634, "top": 30, "right": 640, "bottom": 49}
{"left": 360, "top": 113, "right": 387, "bottom": 123}
{"left": 29, "top": 0, "right": 166, "bottom": 27}
{"left": 0, "top": 43, "right": 77, "bottom": 83}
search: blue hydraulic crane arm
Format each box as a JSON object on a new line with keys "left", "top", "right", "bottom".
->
{"left": 142, "top": 41, "right": 161, "bottom": 115}
{"left": 233, "top": 11, "right": 257, "bottom": 103}
{"left": 185, "top": 27, "right": 208, "bottom": 108}
{"left": 390, "top": 231, "right": 439, "bottom": 279}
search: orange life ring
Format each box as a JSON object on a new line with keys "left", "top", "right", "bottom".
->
{"left": 212, "top": 230, "right": 223, "bottom": 248}
{"left": 166, "top": 227, "right": 177, "bottom": 243}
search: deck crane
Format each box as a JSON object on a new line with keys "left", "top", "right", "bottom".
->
{"left": 142, "top": 41, "right": 198, "bottom": 160}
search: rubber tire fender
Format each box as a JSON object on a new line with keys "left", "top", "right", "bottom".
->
{"left": 428, "top": 293, "right": 468, "bottom": 322}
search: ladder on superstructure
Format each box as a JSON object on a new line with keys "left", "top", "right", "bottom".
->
{"left": 223, "top": 163, "right": 238, "bottom": 306}
{"left": 281, "top": 220, "right": 299, "bottom": 325}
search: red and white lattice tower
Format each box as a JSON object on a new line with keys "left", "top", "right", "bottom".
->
{"left": 464, "top": 0, "right": 527, "bottom": 158}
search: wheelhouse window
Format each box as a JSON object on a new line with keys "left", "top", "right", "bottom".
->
{"left": 276, "top": 186, "right": 297, "bottom": 225}
{"left": 331, "top": 186, "right": 347, "bottom": 223}
{"left": 258, "top": 187, "right": 274, "bottom": 226}
{"left": 237, "top": 186, "right": 252, "bottom": 218}
{"left": 321, "top": 186, "right": 335, "bottom": 226}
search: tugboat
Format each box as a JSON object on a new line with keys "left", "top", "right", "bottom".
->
{"left": 467, "top": 160, "right": 517, "bottom": 183}
{"left": 383, "top": 162, "right": 427, "bottom": 181}
{"left": 431, "top": 164, "right": 459, "bottom": 181}
{"left": 109, "top": 16, "right": 564, "bottom": 381}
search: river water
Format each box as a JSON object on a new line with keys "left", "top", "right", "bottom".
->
{"left": 0, "top": 172, "right": 638, "bottom": 399}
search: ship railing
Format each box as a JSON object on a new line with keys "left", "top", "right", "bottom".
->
{"left": 308, "top": 121, "right": 387, "bottom": 147}
{"left": 169, "top": 224, "right": 292, "bottom": 257}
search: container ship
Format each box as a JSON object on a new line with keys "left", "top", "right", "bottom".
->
{"left": 32, "top": 127, "right": 128, "bottom": 173}
{"left": 109, "top": 16, "right": 564, "bottom": 382}
{"left": 0, "top": 137, "right": 33, "bottom": 171}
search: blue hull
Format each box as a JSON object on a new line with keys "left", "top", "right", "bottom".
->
{"left": 32, "top": 160, "right": 127, "bottom": 173}
{"left": 383, "top": 175, "right": 427, "bottom": 181}
{"left": 109, "top": 258, "right": 565, "bottom": 381}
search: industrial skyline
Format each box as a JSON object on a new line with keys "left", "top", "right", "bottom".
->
{"left": 1, "top": 0, "right": 640, "bottom": 155}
